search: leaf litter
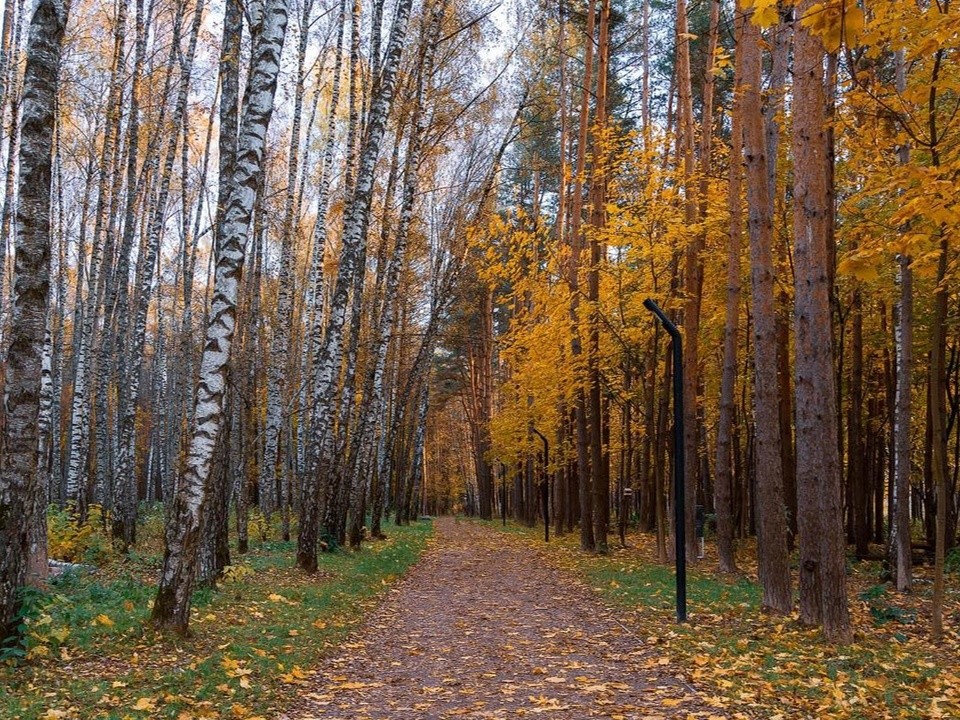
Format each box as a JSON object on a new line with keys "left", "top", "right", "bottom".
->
{"left": 287, "top": 517, "right": 720, "bottom": 719}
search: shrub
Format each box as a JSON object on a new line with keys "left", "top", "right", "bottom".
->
{"left": 47, "top": 504, "right": 114, "bottom": 565}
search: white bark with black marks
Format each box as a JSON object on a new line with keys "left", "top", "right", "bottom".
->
{"left": 0, "top": 0, "right": 65, "bottom": 640}
{"left": 298, "top": 0, "right": 414, "bottom": 571}
{"left": 152, "top": 0, "right": 289, "bottom": 634}
{"left": 261, "top": 0, "right": 314, "bottom": 526}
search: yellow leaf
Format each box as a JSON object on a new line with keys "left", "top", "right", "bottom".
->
{"left": 748, "top": 0, "right": 780, "bottom": 28}
{"left": 844, "top": 4, "right": 864, "bottom": 44}
{"left": 837, "top": 255, "right": 880, "bottom": 282}
{"left": 27, "top": 644, "right": 51, "bottom": 658}
{"left": 133, "top": 698, "right": 156, "bottom": 712}
{"left": 94, "top": 614, "right": 114, "bottom": 627}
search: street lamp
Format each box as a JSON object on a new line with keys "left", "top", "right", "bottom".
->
{"left": 532, "top": 428, "right": 550, "bottom": 543}
{"left": 642, "top": 298, "right": 687, "bottom": 624}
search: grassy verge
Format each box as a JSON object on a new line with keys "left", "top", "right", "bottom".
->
{"left": 477, "top": 519, "right": 960, "bottom": 720}
{"left": 2, "top": 518, "right": 433, "bottom": 720}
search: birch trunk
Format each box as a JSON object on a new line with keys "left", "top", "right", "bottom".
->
{"left": 50, "top": 152, "right": 66, "bottom": 504}
{"left": 890, "top": 48, "right": 913, "bottom": 592}
{"left": 110, "top": 0, "right": 149, "bottom": 547}
{"left": 0, "top": 0, "right": 65, "bottom": 640}
{"left": 126, "top": 0, "right": 206, "bottom": 526}
{"left": 298, "top": 0, "right": 414, "bottom": 572}
{"left": 402, "top": 382, "right": 430, "bottom": 522}
{"left": 63, "top": 0, "right": 133, "bottom": 509}
{"left": 0, "top": 0, "right": 25, "bottom": 348}
{"left": 261, "top": 0, "right": 314, "bottom": 528}
{"left": 348, "top": 0, "right": 446, "bottom": 546}
{"left": 152, "top": 0, "right": 289, "bottom": 634}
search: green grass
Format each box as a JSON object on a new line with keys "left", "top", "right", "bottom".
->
{"left": 2, "top": 518, "right": 433, "bottom": 719}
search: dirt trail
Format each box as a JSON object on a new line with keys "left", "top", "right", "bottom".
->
{"left": 288, "top": 517, "right": 718, "bottom": 719}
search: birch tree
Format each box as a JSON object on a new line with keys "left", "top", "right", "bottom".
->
{"left": 0, "top": 0, "right": 66, "bottom": 642}
{"left": 153, "top": 0, "right": 290, "bottom": 634}
{"left": 298, "top": 0, "right": 415, "bottom": 573}
{"left": 261, "top": 0, "right": 315, "bottom": 533}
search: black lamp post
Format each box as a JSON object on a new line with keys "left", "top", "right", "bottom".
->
{"left": 500, "top": 461, "right": 507, "bottom": 527}
{"left": 642, "top": 298, "right": 687, "bottom": 624}
{"left": 532, "top": 428, "right": 550, "bottom": 542}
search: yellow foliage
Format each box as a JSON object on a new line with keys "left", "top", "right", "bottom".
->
{"left": 221, "top": 564, "right": 256, "bottom": 584}
{"left": 744, "top": 0, "right": 780, "bottom": 29}
{"left": 47, "top": 504, "right": 113, "bottom": 564}
{"left": 483, "top": 127, "right": 731, "bottom": 469}
{"left": 799, "top": 0, "right": 864, "bottom": 52}
{"left": 249, "top": 509, "right": 271, "bottom": 543}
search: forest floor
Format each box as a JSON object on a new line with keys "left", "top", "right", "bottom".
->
{"left": 480, "top": 519, "right": 960, "bottom": 720}
{"left": 287, "top": 517, "right": 722, "bottom": 720}
{"left": 2, "top": 514, "right": 432, "bottom": 720}
{"left": 6, "top": 515, "right": 960, "bottom": 719}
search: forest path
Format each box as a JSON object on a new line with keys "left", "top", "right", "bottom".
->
{"left": 288, "top": 517, "right": 716, "bottom": 719}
